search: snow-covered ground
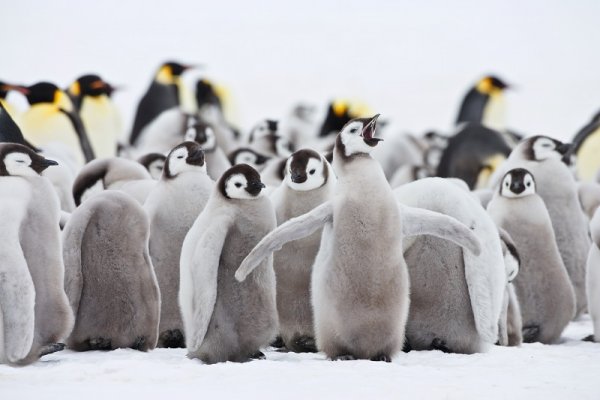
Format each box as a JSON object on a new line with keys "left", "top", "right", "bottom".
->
{"left": 2, "top": 315, "right": 598, "bottom": 399}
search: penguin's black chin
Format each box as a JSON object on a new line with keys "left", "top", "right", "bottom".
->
{"left": 245, "top": 181, "right": 266, "bottom": 196}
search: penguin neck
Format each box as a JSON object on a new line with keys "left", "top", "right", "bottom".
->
{"left": 482, "top": 93, "right": 506, "bottom": 131}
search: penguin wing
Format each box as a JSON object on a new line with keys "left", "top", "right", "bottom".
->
{"left": 0, "top": 198, "right": 36, "bottom": 363}
{"left": 184, "top": 214, "right": 234, "bottom": 351}
{"left": 577, "top": 182, "right": 600, "bottom": 219}
{"left": 235, "top": 201, "right": 333, "bottom": 282}
{"left": 398, "top": 203, "right": 481, "bottom": 256}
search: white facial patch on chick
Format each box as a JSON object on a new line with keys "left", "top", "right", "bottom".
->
{"left": 500, "top": 170, "right": 536, "bottom": 198}
{"left": 235, "top": 151, "right": 259, "bottom": 169}
{"left": 532, "top": 137, "right": 562, "bottom": 161}
{"left": 4, "top": 152, "right": 37, "bottom": 177}
{"left": 341, "top": 121, "right": 376, "bottom": 156}
{"left": 225, "top": 173, "right": 262, "bottom": 200}
{"left": 167, "top": 146, "right": 206, "bottom": 176}
{"left": 148, "top": 159, "right": 165, "bottom": 180}
{"left": 286, "top": 157, "right": 325, "bottom": 191}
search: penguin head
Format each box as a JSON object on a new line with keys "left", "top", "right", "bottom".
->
{"left": 0, "top": 143, "right": 57, "bottom": 177}
{"left": 24, "top": 82, "right": 72, "bottom": 110}
{"left": 163, "top": 141, "right": 206, "bottom": 179}
{"left": 69, "top": 75, "right": 115, "bottom": 98}
{"left": 476, "top": 75, "right": 510, "bottom": 95}
{"left": 523, "top": 136, "right": 571, "bottom": 161}
{"left": 156, "top": 61, "right": 193, "bottom": 84}
{"left": 285, "top": 149, "right": 329, "bottom": 191}
{"left": 195, "top": 79, "right": 222, "bottom": 109}
{"left": 500, "top": 168, "right": 536, "bottom": 198}
{"left": 228, "top": 148, "right": 271, "bottom": 171}
{"left": 219, "top": 163, "right": 265, "bottom": 200}
{"left": 138, "top": 153, "right": 167, "bottom": 180}
{"left": 336, "top": 114, "right": 382, "bottom": 157}
{"left": 249, "top": 119, "right": 279, "bottom": 141}
{"left": 185, "top": 121, "right": 217, "bottom": 151}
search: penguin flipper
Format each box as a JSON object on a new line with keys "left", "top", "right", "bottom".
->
{"left": 235, "top": 201, "right": 333, "bottom": 282}
{"left": 0, "top": 242, "right": 35, "bottom": 363}
{"left": 398, "top": 203, "right": 481, "bottom": 256}
{"left": 183, "top": 214, "right": 233, "bottom": 352}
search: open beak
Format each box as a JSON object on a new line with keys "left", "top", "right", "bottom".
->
{"left": 362, "top": 114, "right": 383, "bottom": 147}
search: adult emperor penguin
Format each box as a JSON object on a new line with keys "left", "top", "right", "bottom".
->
{"left": 67, "top": 74, "right": 121, "bottom": 158}
{"left": 138, "top": 153, "right": 166, "bottom": 180}
{"left": 63, "top": 191, "right": 160, "bottom": 351}
{"left": 488, "top": 168, "right": 575, "bottom": 343}
{"left": 185, "top": 118, "right": 231, "bottom": 180}
{"left": 0, "top": 101, "right": 38, "bottom": 150}
{"left": 456, "top": 75, "right": 510, "bottom": 132}
{"left": 129, "top": 61, "right": 194, "bottom": 146}
{"left": 586, "top": 209, "right": 600, "bottom": 342}
{"left": 568, "top": 110, "right": 600, "bottom": 182}
{"left": 236, "top": 116, "right": 481, "bottom": 361}
{"left": 72, "top": 157, "right": 154, "bottom": 205}
{"left": 19, "top": 82, "right": 95, "bottom": 165}
{"left": 144, "top": 141, "right": 213, "bottom": 348}
{"left": 268, "top": 149, "right": 335, "bottom": 352}
{"left": 437, "top": 122, "right": 512, "bottom": 189}
{"left": 0, "top": 143, "right": 74, "bottom": 363}
{"left": 179, "top": 164, "right": 278, "bottom": 363}
{"left": 394, "top": 178, "right": 507, "bottom": 353}
{"left": 494, "top": 136, "right": 589, "bottom": 317}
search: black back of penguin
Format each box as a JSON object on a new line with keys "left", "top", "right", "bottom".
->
{"left": 456, "top": 75, "right": 509, "bottom": 125}
{"left": 129, "top": 61, "right": 190, "bottom": 145}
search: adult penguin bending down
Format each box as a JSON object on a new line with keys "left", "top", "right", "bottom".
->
{"left": 236, "top": 115, "right": 481, "bottom": 361}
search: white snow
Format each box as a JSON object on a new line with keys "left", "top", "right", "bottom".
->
{"left": 1, "top": 315, "right": 598, "bottom": 399}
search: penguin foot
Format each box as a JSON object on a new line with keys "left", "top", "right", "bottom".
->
{"left": 270, "top": 336, "right": 285, "bottom": 348}
{"left": 431, "top": 338, "right": 451, "bottom": 353}
{"left": 370, "top": 354, "right": 392, "bottom": 362}
{"left": 583, "top": 334, "right": 596, "bottom": 342}
{"left": 249, "top": 351, "right": 266, "bottom": 360}
{"left": 159, "top": 329, "right": 185, "bottom": 348}
{"left": 291, "top": 336, "right": 317, "bottom": 353}
{"left": 131, "top": 336, "right": 147, "bottom": 351}
{"left": 88, "top": 337, "right": 112, "bottom": 351}
{"left": 39, "top": 343, "right": 66, "bottom": 357}
{"left": 522, "top": 325, "right": 540, "bottom": 343}
{"left": 332, "top": 354, "right": 356, "bottom": 361}
{"left": 402, "top": 341, "right": 412, "bottom": 353}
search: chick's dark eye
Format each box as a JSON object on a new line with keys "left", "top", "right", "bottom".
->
{"left": 177, "top": 156, "right": 184, "bottom": 159}
{"left": 350, "top": 128, "right": 358, "bottom": 134}
{"left": 526, "top": 182, "right": 531, "bottom": 187}
{"left": 235, "top": 183, "right": 242, "bottom": 188}
{"left": 309, "top": 169, "right": 315, "bottom": 175}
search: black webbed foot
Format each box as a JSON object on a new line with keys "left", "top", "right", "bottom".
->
{"left": 249, "top": 351, "right": 266, "bottom": 360}
{"left": 39, "top": 343, "right": 65, "bottom": 357}
{"left": 522, "top": 325, "right": 540, "bottom": 343}
{"left": 270, "top": 336, "right": 285, "bottom": 348}
{"left": 332, "top": 354, "right": 356, "bottom": 361}
{"left": 583, "top": 334, "right": 596, "bottom": 342}
{"left": 88, "top": 337, "right": 112, "bottom": 350}
{"left": 159, "top": 329, "right": 185, "bottom": 348}
{"left": 370, "top": 354, "right": 392, "bottom": 362}
{"left": 431, "top": 338, "right": 451, "bottom": 353}
{"left": 131, "top": 336, "right": 147, "bottom": 351}
{"left": 291, "top": 335, "right": 317, "bottom": 353}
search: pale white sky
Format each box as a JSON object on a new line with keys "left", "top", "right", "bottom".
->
{"left": 2, "top": 0, "right": 599, "bottom": 140}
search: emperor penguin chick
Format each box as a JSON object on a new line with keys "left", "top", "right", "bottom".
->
{"left": 137, "top": 153, "right": 166, "bottom": 180}
{"left": 185, "top": 119, "right": 230, "bottom": 180}
{"left": 180, "top": 164, "right": 277, "bottom": 364}
{"left": 494, "top": 136, "right": 589, "bottom": 317}
{"left": 488, "top": 168, "right": 575, "bottom": 343}
{"left": 586, "top": 208, "right": 600, "bottom": 342}
{"left": 145, "top": 141, "right": 214, "bottom": 348}
{"left": 394, "top": 178, "right": 506, "bottom": 353}
{"left": 0, "top": 144, "right": 74, "bottom": 363}
{"left": 269, "top": 149, "right": 335, "bottom": 352}
{"left": 236, "top": 116, "right": 482, "bottom": 361}
{"left": 63, "top": 191, "right": 160, "bottom": 351}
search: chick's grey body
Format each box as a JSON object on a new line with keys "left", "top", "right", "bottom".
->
{"left": 271, "top": 158, "right": 334, "bottom": 352}
{"left": 180, "top": 170, "right": 278, "bottom": 363}
{"left": 488, "top": 193, "right": 575, "bottom": 343}
{"left": 21, "top": 176, "right": 74, "bottom": 361}
{"left": 63, "top": 191, "right": 160, "bottom": 351}
{"left": 144, "top": 158, "right": 213, "bottom": 347}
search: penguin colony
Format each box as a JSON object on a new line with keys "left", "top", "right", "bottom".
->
{"left": 0, "top": 68, "right": 599, "bottom": 366}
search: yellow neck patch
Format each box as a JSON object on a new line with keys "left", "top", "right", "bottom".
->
{"left": 156, "top": 66, "right": 174, "bottom": 84}
{"left": 69, "top": 81, "right": 81, "bottom": 97}
{"left": 475, "top": 153, "right": 506, "bottom": 189}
